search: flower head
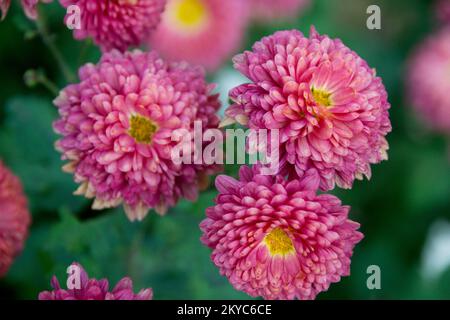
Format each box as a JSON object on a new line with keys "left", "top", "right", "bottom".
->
{"left": 39, "top": 263, "right": 153, "bottom": 300}
{"left": 53, "top": 49, "right": 222, "bottom": 221}
{"left": 225, "top": 28, "right": 391, "bottom": 190}
{"left": 406, "top": 27, "right": 450, "bottom": 133}
{"left": 249, "top": 0, "right": 309, "bottom": 21}
{"left": 0, "top": 161, "right": 30, "bottom": 277}
{"left": 200, "top": 166, "right": 363, "bottom": 300}
{"left": 148, "top": 0, "right": 249, "bottom": 71}
{"left": 59, "top": 0, "right": 166, "bottom": 52}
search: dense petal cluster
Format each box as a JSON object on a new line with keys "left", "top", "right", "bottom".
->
{"left": 0, "top": 0, "right": 52, "bottom": 20}
{"left": 60, "top": 0, "right": 166, "bottom": 52}
{"left": 149, "top": 0, "right": 249, "bottom": 71}
{"left": 53, "top": 49, "right": 222, "bottom": 221}
{"left": 406, "top": 28, "right": 450, "bottom": 133}
{"left": 200, "top": 166, "right": 363, "bottom": 300}
{"left": 0, "top": 161, "right": 30, "bottom": 277}
{"left": 225, "top": 27, "right": 391, "bottom": 190}
{"left": 249, "top": 0, "right": 309, "bottom": 21}
{"left": 39, "top": 263, "right": 153, "bottom": 300}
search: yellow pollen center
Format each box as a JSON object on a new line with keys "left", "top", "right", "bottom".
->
{"left": 168, "top": 0, "right": 209, "bottom": 30}
{"left": 311, "top": 86, "right": 332, "bottom": 107}
{"left": 129, "top": 115, "right": 158, "bottom": 144}
{"left": 177, "top": 0, "right": 206, "bottom": 26}
{"left": 263, "top": 227, "right": 295, "bottom": 256}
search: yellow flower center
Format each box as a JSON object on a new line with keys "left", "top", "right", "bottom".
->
{"left": 263, "top": 227, "right": 295, "bottom": 256}
{"left": 129, "top": 115, "right": 158, "bottom": 144}
{"left": 166, "top": 0, "right": 209, "bottom": 33}
{"left": 311, "top": 86, "right": 332, "bottom": 107}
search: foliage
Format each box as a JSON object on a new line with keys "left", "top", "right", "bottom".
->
{"left": 0, "top": 0, "right": 449, "bottom": 299}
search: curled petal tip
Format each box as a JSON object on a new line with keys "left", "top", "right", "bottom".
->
{"left": 219, "top": 117, "right": 236, "bottom": 128}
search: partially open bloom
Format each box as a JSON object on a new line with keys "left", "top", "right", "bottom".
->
{"left": 406, "top": 28, "right": 450, "bottom": 133}
{"left": 0, "top": 0, "right": 52, "bottom": 20}
{"left": 59, "top": 0, "right": 166, "bottom": 52}
{"left": 249, "top": 0, "right": 309, "bottom": 21}
{"left": 200, "top": 166, "right": 363, "bottom": 300}
{"left": 148, "top": 0, "right": 249, "bottom": 72}
{"left": 224, "top": 28, "right": 391, "bottom": 190}
{"left": 436, "top": 0, "right": 450, "bottom": 24}
{"left": 39, "top": 263, "right": 153, "bottom": 300}
{"left": 0, "top": 161, "right": 30, "bottom": 277}
{"left": 53, "top": 50, "right": 221, "bottom": 221}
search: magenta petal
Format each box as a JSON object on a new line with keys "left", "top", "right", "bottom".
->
{"left": 215, "top": 175, "right": 240, "bottom": 194}
{"left": 297, "top": 169, "right": 321, "bottom": 191}
{"left": 0, "top": 0, "right": 11, "bottom": 20}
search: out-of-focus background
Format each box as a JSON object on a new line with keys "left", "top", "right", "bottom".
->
{"left": 0, "top": 0, "right": 449, "bottom": 299}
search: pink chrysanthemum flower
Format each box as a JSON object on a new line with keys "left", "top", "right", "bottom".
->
{"left": 0, "top": 0, "right": 52, "bottom": 20}
{"left": 249, "top": 0, "right": 310, "bottom": 21}
{"left": 436, "top": 0, "right": 450, "bottom": 24}
{"left": 200, "top": 165, "right": 363, "bottom": 300}
{"left": 148, "top": 0, "right": 249, "bottom": 72}
{"left": 224, "top": 28, "right": 391, "bottom": 191}
{"left": 0, "top": 161, "right": 30, "bottom": 277}
{"left": 53, "top": 49, "right": 221, "bottom": 221}
{"left": 39, "top": 263, "right": 153, "bottom": 300}
{"left": 59, "top": 0, "right": 166, "bottom": 52}
{"left": 406, "top": 28, "right": 450, "bottom": 133}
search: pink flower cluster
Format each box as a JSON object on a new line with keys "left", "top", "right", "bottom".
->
{"left": 53, "top": 49, "right": 221, "bottom": 221}
{"left": 201, "top": 27, "right": 392, "bottom": 300}
{"left": 60, "top": 0, "right": 166, "bottom": 52}
{"left": 200, "top": 166, "right": 363, "bottom": 300}
{"left": 0, "top": 161, "right": 30, "bottom": 277}
{"left": 39, "top": 263, "right": 153, "bottom": 300}
{"left": 406, "top": 27, "right": 450, "bottom": 133}
{"left": 225, "top": 27, "right": 391, "bottom": 190}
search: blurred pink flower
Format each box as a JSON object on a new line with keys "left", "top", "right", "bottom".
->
{"left": 148, "top": 0, "right": 249, "bottom": 72}
{"left": 249, "top": 0, "right": 310, "bottom": 21}
{"left": 200, "top": 165, "right": 363, "bottom": 300}
{"left": 406, "top": 28, "right": 450, "bottom": 133}
{"left": 225, "top": 27, "right": 391, "bottom": 191}
{"left": 0, "top": 161, "right": 30, "bottom": 277}
{"left": 53, "top": 50, "right": 221, "bottom": 221}
{"left": 59, "top": 0, "right": 166, "bottom": 52}
{"left": 39, "top": 263, "right": 153, "bottom": 300}
{"left": 436, "top": 0, "right": 450, "bottom": 24}
{"left": 0, "top": 0, "right": 52, "bottom": 20}
{"left": 0, "top": 0, "right": 10, "bottom": 20}
{"left": 21, "top": 0, "right": 52, "bottom": 19}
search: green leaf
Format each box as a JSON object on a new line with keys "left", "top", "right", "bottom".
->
{"left": 0, "top": 96, "right": 87, "bottom": 214}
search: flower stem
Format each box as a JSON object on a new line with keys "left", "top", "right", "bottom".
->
{"left": 24, "top": 69, "right": 59, "bottom": 96}
{"left": 35, "top": 8, "right": 76, "bottom": 83}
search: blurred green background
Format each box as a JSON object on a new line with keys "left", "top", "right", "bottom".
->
{"left": 0, "top": 0, "right": 449, "bottom": 299}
